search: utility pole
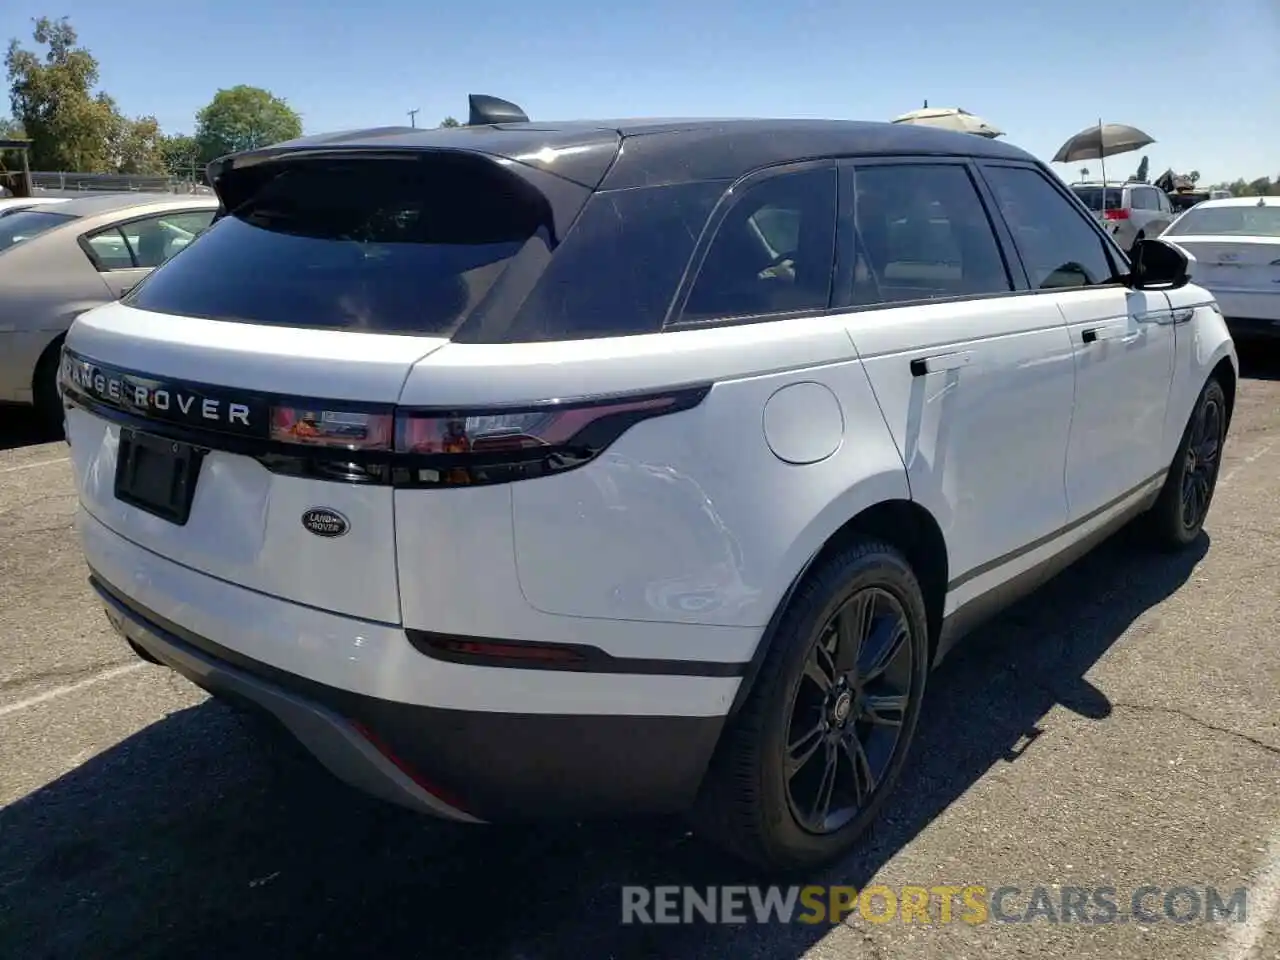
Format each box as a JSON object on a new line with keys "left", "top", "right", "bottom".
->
{"left": 407, "top": 108, "right": 420, "bottom": 128}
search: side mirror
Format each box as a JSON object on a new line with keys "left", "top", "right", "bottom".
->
{"left": 1128, "top": 237, "right": 1190, "bottom": 290}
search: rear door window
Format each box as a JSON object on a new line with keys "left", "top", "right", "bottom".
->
{"left": 123, "top": 211, "right": 216, "bottom": 267}
{"left": 983, "top": 165, "right": 1119, "bottom": 289}
{"left": 842, "top": 162, "right": 1011, "bottom": 305}
{"left": 1133, "top": 188, "right": 1161, "bottom": 211}
{"left": 126, "top": 156, "right": 554, "bottom": 335}
{"left": 680, "top": 164, "right": 837, "bottom": 323}
{"left": 84, "top": 228, "right": 136, "bottom": 269}
{"left": 83, "top": 210, "right": 216, "bottom": 271}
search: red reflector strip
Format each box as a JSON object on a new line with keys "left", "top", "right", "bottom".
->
{"left": 349, "top": 720, "right": 473, "bottom": 813}
{"left": 1103, "top": 208, "right": 1130, "bottom": 220}
{"left": 443, "top": 638, "right": 586, "bottom": 664}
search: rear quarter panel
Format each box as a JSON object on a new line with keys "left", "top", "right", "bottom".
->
{"left": 1164, "top": 281, "right": 1237, "bottom": 460}
{"left": 397, "top": 318, "right": 911, "bottom": 636}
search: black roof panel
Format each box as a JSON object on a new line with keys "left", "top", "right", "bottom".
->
{"left": 599, "top": 118, "right": 1034, "bottom": 188}
{"left": 209, "top": 118, "right": 1038, "bottom": 193}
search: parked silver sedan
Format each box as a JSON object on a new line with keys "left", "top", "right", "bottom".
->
{"left": 0, "top": 193, "right": 218, "bottom": 425}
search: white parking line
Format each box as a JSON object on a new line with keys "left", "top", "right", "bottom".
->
{"left": 1215, "top": 825, "right": 1280, "bottom": 960}
{"left": 0, "top": 662, "right": 146, "bottom": 719}
{"left": 0, "top": 456, "right": 69, "bottom": 474}
{"left": 1220, "top": 439, "right": 1276, "bottom": 488}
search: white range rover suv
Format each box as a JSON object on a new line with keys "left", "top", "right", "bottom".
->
{"left": 59, "top": 99, "right": 1237, "bottom": 871}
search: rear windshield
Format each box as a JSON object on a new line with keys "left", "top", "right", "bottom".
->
{"left": 0, "top": 210, "right": 76, "bottom": 252}
{"left": 1164, "top": 204, "right": 1280, "bottom": 238}
{"left": 125, "top": 156, "right": 552, "bottom": 335}
{"left": 1071, "top": 186, "right": 1124, "bottom": 211}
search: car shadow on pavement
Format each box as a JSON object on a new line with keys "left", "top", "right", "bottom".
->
{"left": 0, "top": 403, "right": 60, "bottom": 452}
{"left": 0, "top": 527, "right": 1209, "bottom": 960}
{"left": 1238, "top": 342, "right": 1280, "bottom": 382}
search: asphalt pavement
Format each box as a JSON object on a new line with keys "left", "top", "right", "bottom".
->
{"left": 2, "top": 347, "right": 1278, "bottom": 960}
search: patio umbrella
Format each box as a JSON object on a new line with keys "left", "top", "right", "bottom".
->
{"left": 891, "top": 107, "right": 1004, "bottom": 138}
{"left": 1053, "top": 120, "right": 1155, "bottom": 185}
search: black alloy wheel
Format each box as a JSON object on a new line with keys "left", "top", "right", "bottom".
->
{"left": 784, "top": 587, "right": 914, "bottom": 835}
{"left": 692, "top": 539, "right": 929, "bottom": 871}
{"left": 1180, "top": 390, "right": 1223, "bottom": 533}
{"left": 1145, "top": 375, "right": 1227, "bottom": 550}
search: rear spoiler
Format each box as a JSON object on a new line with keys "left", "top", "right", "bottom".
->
{"left": 207, "top": 93, "right": 533, "bottom": 190}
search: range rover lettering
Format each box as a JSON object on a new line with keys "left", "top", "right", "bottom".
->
{"left": 61, "top": 95, "right": 1236, "bottom": 871}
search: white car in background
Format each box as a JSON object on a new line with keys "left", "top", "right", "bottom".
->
{"left": 1160, "top": 196, "right": 1280, "bottom": 342}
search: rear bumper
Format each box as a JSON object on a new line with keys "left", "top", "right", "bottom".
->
{"left": 95, "top": 576, "right": 480, "bottom": 823}
{"left": 81, "top": 509, "right": 731, "bottom": 820}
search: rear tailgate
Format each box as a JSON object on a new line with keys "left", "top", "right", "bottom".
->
{"left": 63, "top": 302, "right": 446, "bottom": 623}
{"left": 59, "top": 143, "right": 602, "bottom": 625}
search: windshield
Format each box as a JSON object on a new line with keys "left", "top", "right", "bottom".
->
{"left": 0, "top": 209, "right": 76, "bottom": 252}
{"left": 1164, "top": 205, "right": 1280, "bottom": 238}
{"left": 1071, "top": 186, "right": 1124, "bottom": 211}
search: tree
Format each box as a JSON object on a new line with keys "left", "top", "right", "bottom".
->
{"left": 158, "top": 132, "right": 200, "bottom": 179}
{"left": 106, "top": 111, "right": 165, "bottom": 174}
{"left": 440, "top": 116, "right": 460, "bottom": 128}
{"left": 195, "top": 85, "right": 302, "bottom": 161}
{"left": 0, "top": 115, "right": 22, "bottom": 138}
{"left": 1132, "top": 155, "right": 1149, "bottom": 182}
{"left": 5, "top": 17, "right": 120, "bottom": 171}
{"left": 1188, "top": 170, "right": 1200, "bottom": 184}
{"left": 1247, "top": 176, "right": 1274, "bottom": 197}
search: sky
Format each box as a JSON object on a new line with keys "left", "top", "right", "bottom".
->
{"left": 1, "top": 0, "right": 1276, "bottom": 185}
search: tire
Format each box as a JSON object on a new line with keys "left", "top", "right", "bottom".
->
{"left": 1143, "top": 376, "right": 1226, "bottom": 550}
{"left": 32, "top": 339, "right": 66, "bottom": 436}
{"left": 693, "top": 539, "right": 930, "bottom": 871}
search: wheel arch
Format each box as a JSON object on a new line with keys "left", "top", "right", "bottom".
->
{"left": 31, "top": 329, "right": 67, "bottom": 384}
{"left": 1211, "top": 353, "right": 1236, "bottom": 433}
{"left": 30, "top": 329, "right": 68, "bottom": 411}
{"left": 724, "top": 496, "right": 949, "bottom": 722}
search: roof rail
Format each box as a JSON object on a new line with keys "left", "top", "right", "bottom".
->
{"left": 467, "top": 94, "right": 529, "bottom": 126}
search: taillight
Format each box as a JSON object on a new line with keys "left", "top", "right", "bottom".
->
{"left": 1103, "top": 208, "right": 1130, "bottom": 220}
{"left": 269, "top": 405, "right": 393, "bottom": 450}
{"left": 392, "top": 388, "right": 708, "bottom": 487}
{"left": 58, "top": 343, "right": 710, "bottom": 488}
